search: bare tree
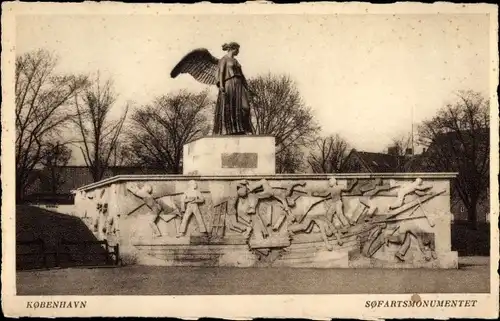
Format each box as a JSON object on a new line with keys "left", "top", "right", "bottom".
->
{"left": 108, "top": 140, "right": 134, "bottom": 167}
{"left": 308, "top": 134, "right": 350, "bottom": 173}
{"left": 387, "top": 133, "right": 413, "bottom": 156}
{"left": 127, "top": 90, "right": 212, "bottom": 173}
{"left": 15, "top": 49, "right": 87, "bottom": 201}
{"left": 384, "top": 133, "right": 414, "bottom": 172}
{"left": 276, "top": 145, "right": 306, "bottom": 174}
{"left": 248, "top": 73, "right": 319, "bottom": 173}
{"left": 417, "top": 90, "right": 489, "bottom": 227}
{"left": 73, "top": 73, "right": 129, "bottom": 182}
{"left": 39, "top": 142, "right": 72, "bottom": 195}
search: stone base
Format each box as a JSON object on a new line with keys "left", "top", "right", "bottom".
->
{"left": 132, "top": 242, "right": 457, "bottom": 268}
{"left": 348, "top": 251, "right": 458, "bottom": 269}
{"left": 133, "top": 244, "right": 350, "bottom": 268}
{"left": 182, "top": 136, "right": 276, "bottom": 175}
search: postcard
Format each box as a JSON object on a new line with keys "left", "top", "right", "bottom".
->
{"left": 2, "top": 1, "right": 498, "bottom": 319}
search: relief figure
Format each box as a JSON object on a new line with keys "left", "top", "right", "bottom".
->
{"left": 95, "top": 202, "right": 108, "bottom": 235}
{"left": 228, "top": 179, "right": 296, "bottom": 239}
{"left": 288, "top": 212, "right": 340, "bottom": 250}
{"left": 363, "top": 219, "right": 437, "bottom": 262}
{"left": 357, "top": 178, "right": 394, "bottom": 222}
{"left": 225, "top": 181, "right": 253, "bottom": 238}
{"left": 235, "top": 180, "right": 269, "bottom": 238}
{"left": 389, "top": 178, "right": 433, "bottom": 210}
{"left": 271, "top": 181, "right": 307, "bottom": 231}
{"left": 177, "top": 180, "right": 208, "bottom": 237}
{"left": 310, "top": 177, "right": 358, "bottom": 228}
{"left": 247, "top": 179, "right": 296, "bottom": 222}
{"left": 385, "top": 229, "right": 437, "bottom": 262}
{"left": 127, "top": 183, "right": 180, "bottom": 237}
{"left": 287, "top": 195, "right": 345, "bottom": 251}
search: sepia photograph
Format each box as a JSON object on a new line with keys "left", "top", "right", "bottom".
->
{"left": 1, "top": 1, "right": 498, "bottom": 319}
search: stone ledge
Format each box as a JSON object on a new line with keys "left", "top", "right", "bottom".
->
{"left": 74, "top": 172, "right": 459, "bottom": 192}
{"left": 191, "top": 134, "right": 277, "bottom": 139}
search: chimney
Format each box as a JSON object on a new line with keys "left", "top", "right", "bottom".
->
{"left": 387, "top": 146, "right": 398, "bottom": 155}
{"left": 405, "top": 148, "right": 413, "bottom": 156}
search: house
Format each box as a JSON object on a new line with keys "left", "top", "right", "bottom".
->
{"left": 24, "top": 166, "right": 166, "bottom": 214}
{"left": 340, "top": 149, "right": 412, "bottom": 173}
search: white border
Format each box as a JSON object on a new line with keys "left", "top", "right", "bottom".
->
{"left": 2, "top": 2, "right": 499, "bottom": 318}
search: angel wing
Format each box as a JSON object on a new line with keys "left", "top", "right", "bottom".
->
{"left": 170, "top": 48, "right": 219, "bottom": 85}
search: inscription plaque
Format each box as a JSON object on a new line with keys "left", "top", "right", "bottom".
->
{"left": 221, "top": 153, "right": 258, "bottom": 168}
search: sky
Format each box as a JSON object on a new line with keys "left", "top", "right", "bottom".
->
{"left": 15, "top": 12, "right": 491, "bottom": 165}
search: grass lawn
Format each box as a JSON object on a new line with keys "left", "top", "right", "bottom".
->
{"left": 17, "top": 257, "right": 490, "bottom": 295}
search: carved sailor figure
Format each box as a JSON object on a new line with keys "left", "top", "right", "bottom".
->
{"left": 311, "top": 177, "right": 357, "bottom": 228}
{"left": 247, "top": 179, "right": 296, "bottom": 224}
{"left": 177, "top": 180, "right": 208, "bottom": 237}
{"left": 226, "top": 180, "right": 253, "bottom": 238}
{"left": 127, "top": 183, "right": 180, "bottom": 237}
{"left": 380, "top": 225, "right": 438, "bottom": 262}
{"left": 357, "top": 178, "right": 393, "bottom": 222}
{"left": 288, "top": 212, "right": 341, "bottom": 251}
{"left": 235, "top": 180, "right": 268, "bottom": 238}
{"left": 389, "top": 178, "right": 432, "bottom": 210}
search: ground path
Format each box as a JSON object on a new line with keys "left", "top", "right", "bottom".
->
{"left": 16, "top": 257, "right": 490, "bottom": 295}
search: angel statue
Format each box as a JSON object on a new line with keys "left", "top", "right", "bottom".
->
{"left": 170, "top": 42, "right": 254, "bottom": 135}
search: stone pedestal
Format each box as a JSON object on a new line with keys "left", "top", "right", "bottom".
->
{"left": 182, "top": 136, "right": 276, "bottom": 175}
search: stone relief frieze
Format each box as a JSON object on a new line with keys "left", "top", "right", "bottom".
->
{"left": 107, "top": 176, "right": 448, "bottom": 265}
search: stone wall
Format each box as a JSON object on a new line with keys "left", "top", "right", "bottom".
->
{"left": 73, "top": 173, "right": 458, "bottom": 268}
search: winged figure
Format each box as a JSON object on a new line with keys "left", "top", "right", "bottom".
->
{"left": 170, "top": 42, "right": 254, "bottom": 135}
{"left": 170, "top": 48, "right": 219, "bottom": 86}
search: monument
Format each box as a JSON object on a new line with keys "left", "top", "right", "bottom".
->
{"left": 73, "top": 43, "right": 458, "bottom": 268}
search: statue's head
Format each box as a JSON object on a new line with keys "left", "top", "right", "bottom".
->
{"left": 415, "top": 178, "right": 423, "bottom": 185}
{"left": 222, "top": 42, "right": 240, "bottom": 56}
{"left": 328, "top": 177, "right": 337, "bottom": 187}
